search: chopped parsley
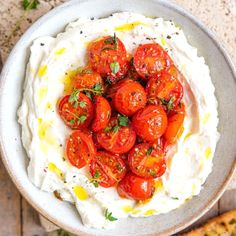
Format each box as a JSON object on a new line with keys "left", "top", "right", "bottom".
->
{"left": 90, "top": 170, "right": 100, "bottom": 188}
{"left": 110, "top": 61, "right": 120, "bottom": 74}
{"left": 104, "top": 208, "right": 118, "bottom": 221}
{"left": 146, "top": 147, "right": 153, "bottom": 156}
{"left": 22, "top": 0, "right": 40, "bottom": 10}
{"left": 118, "top": 115, "right": 129, "bottom": 127}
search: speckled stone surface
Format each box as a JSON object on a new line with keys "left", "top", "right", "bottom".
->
{"left": 0, "top": 0, "right": 235, "bottom": 187}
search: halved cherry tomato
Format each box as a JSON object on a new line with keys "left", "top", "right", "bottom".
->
{"left": 87, "top": 35, "right": 129, "bottom": 82}
{"left": 108, "top": 79, "right": 147, "bottom": 116}
{"left": 146, "top": 70, "right": 183, "bottom": 109}
{"left": 133, "top": 43, "right": 172, "bottom": 79}
{"left": 128, "top": 143, "right": 166, "bottom": 178}
{"left": 72, "top": 68, "right": 103, "bottom": 90}
{"left": 117, "top": 172, "right": 155, "bottom": 200}
{"left": 132, "top": 105, "right": 167, "bottom": 142}
{"left": 57, "top": 94, "right": 93, "bottom": 129}
{"left": 66, "top": 130, "right": 96, "bottom": 169}
{"left": 164, "top": 103, "right": 185, "bottom": 144}
{"left": 92, "top": 96, "right": 111, "bottom": 132}
{"left": 89, "top": 151, "right": 127, "bottom": 188}
{"left": 96, "top": 117, "right": 136, "bottom": 154}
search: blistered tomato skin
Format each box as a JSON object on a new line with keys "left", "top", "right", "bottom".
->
{"left": 87, "top": 35, "right": 129, "bottom": 82}
{"left": 164, "top": 103, "right": 185, "bottom": 144}
{"left": 108, "top": 79, "right": 147, "bottom": 116}
{"left": 146, "top": 69, "right": 183, "bottom": 109}
{"left": 96, "top": 117, "right": 136, "bottom": 154}
{"left": 72, "top": 69, "right": 103, "bottom": 90}
{"left": 128, "top": 143, "right": 166, "bottom": 178}
{"left": 92, "top": 96, "right": 111, "bottom": 132}
{"left": 66, "top": 130, "right": 96, "bottom": 169}
{"left": 133, "top": 43, "right": 173, "bottom": 79}
{"left": 117, "top": 172, "right": 155, "bottom": 200}
{"left": 132, "top": 105, "right": 168, "bottom": 142}
{"left": 58, "top": 94, "right": 93, "bottom": 130}
{"left": 89, "top": 151, "right": 127, "bottom": 188}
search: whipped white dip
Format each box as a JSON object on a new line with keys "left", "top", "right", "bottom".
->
{"left": 18, "top": 12, "right": 219, "bottom": 229}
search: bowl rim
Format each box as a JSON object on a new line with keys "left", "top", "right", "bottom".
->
{"left": 0, "top": 0, "right": 236, "bottom": 235}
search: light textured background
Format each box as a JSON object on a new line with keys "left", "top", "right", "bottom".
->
{"left": 0, "top": 0, "right": 235, "bottom": 235}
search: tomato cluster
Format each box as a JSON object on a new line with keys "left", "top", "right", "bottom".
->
{"left": 57, "top": 34, "right": 185, "bottom": 201}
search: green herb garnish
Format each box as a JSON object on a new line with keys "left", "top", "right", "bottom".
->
{"left": 57, "top": 229, "right": 73, "bottom": 236}
{"left": 22, "top": 0, "right": 40, "bottom": 10}
{"left": 171, "top": 197, "right": 179, "bottom": 200}
{"left": 90, "top": 170, "right": 100, "bottom": 188}
{"left": 85, "top": 91, "right": 92, "bottom": 99}
{"left": 77, "top": 115, "right": 87, "bottom": 124}
{"left": 116, "top": 164, "right": 123, "bottom": 171}
{"left": 118, "top": 115, "right": 129, "bottom": 127}
{"left": 146, "top": 147, "right": 153, "bottom": 156}
{"left": 112, "top": 125, "right": 120, "bottom": 133}
{"left": 78, "top": 101, "right": 87, "bottom": 108}
{"left": 110, "top": 61, "right": 120, "bottom": 74}
{"left": 104, "top": 126, "right": 112, "bottom": 132}
{"left": 68, "top": 119, "right": 75, "bottom": 125}
{"left": 104, "top": 33, "right": 118, "bottom": 49}
{"left": 160, "top": 96, "right": 175, "bottom": 110}
{"left": 69, "top": 89, "right": 80, "bottom": 105}
{"left": 105, "top": 208, "right": 118, "bottom": 221}
{"left": 93, "top": 83, "right": 102, "bottom": 92}
{"left": 148, "top": 169, "right": 157, "bottom": 178}
{"left": 81, "top": 69, "right": 93, "bottom": 74}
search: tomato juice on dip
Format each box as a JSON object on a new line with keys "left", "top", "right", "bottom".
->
{"left": 18, "top": 12, "right": 219, "bottom": 229}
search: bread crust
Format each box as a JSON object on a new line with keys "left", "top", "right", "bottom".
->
{"left": 182, "top": 210, "right": 236, "bottom": 235}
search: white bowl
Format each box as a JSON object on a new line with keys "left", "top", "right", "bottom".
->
{"left": 0, "top": 0, "right": 236, "bottom": 235}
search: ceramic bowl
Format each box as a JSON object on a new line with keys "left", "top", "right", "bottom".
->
{"left": 0, "top": 0, "right": 236, "bottom": 235}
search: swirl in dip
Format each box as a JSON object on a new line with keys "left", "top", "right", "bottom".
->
{"left": 18, "top": 12, "right": 219, "bottom": 229}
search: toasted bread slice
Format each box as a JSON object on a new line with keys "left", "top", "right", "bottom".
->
{"left": 182, "top": 210, "right": 236, "bottom": 235}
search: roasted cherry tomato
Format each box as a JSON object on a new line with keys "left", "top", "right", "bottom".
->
{"left": 96, "top": 116, "right": 136, "bottom": 154}
{"left": 126, "top": 58, "right": 141, "bottom": 80}
{"left": 72, "top": 68, "right": 103, "bottom": 90}
{"left": 92, "top": 96, "right": 111, "bottom": 132}
{"left": 108, "top": 79, "right": 147, "bottom": 116}
{"left": 87, "top": 35, "right": 129, "bottom": 82}
{"left": 117, "top": 172, "right": 155, "bottom": 200}
{"left": 146, "top": 70, "right": 183, "bottom": 109}
{"left": 58, "top": 93, "right": 93, "bottom": 129}
{"left": 128, "top": 143, "right": 166, "bottom": 178}
{"left": 89, "top": 151, "right": 127, "bottom": 188}
{"left": 66, "top": 130, "right": 96, "bottom": 169}
{"left": 133, "top": 43, "right": 172, "bottom": 79}
{"left": 164, "top": 103, "right": 185, "bottom": 144}
{"left": 132, "top": 105, "right": 167, "bottom": 142}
